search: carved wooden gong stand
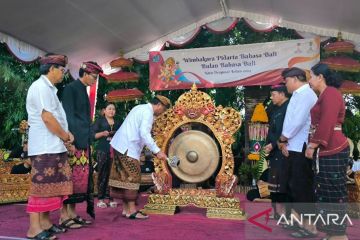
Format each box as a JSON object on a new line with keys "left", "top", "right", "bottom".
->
{"left": 143, "top": 85, "right": 245, "bottom": 220}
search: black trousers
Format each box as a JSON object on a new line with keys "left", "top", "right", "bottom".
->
{"left": 287, "top": 144, "right": 315, "bottom": 215}
{"left": 97, "top": 151, "right": 112, "bottom": 200}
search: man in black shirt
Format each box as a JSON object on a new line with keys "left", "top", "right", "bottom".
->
{"left": 61, "top": 61, "right": 103, "bottom": 227}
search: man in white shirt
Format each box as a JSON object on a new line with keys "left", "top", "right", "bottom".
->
{"left": 26, "top": 54, "right": 74, "bottom": 239}
{"left": 110, "top": 95, "right": 170, "bottom": 219}
{"left": 277, "top": 67, "right": 318, "bottom": 237}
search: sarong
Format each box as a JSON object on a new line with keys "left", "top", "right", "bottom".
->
{"left": 316, "top": 147, "right": 349, "bottom": 236}
{"left": 27, "top": 152, "right": 72, "bottom": 213}
{"left": 109, "top": 150, "right": 140, "bottom": 201}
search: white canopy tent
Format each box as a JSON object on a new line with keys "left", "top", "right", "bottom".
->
{"left": 0, "top": 0, "right": 359, "bottom": 77}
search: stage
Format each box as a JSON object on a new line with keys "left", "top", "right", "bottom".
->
{"left": 0, "top": 193, "right": 359, "bottom": 240}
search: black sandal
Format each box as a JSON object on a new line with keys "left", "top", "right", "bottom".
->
{"left": 72, "top": 216, "right": 92, "bottom": 225}
{"left": 27, "top": 230, "right": 54, "bottom": 240}
{"left": 46, "top": 224, "right": 67, "bottom": 234}
{"left": 59, "top": 218, "right": 82, "bottom": 229}
{"left": 281, "top": 223, "right": 301, "bottom": 231}
{"left": 127, "top": 210, "right": 149, "bottom": 220}
{"left": 290, "top": 228, "right": 317, "bottom": 238}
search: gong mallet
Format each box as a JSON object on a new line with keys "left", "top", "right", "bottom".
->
{"left": 152, "top": 154, "right": 180, "bottom": 168}
{"left": 166, "top": 155, "right": 181, "bottom": 168}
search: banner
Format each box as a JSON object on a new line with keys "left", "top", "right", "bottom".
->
{"left": 149, "top": 38, "right": 320, "bottom": 91}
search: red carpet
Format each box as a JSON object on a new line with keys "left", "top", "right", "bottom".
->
{"left": 0, "top": 194, "right": 359, "bottom": 240}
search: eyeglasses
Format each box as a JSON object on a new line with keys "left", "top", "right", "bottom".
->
{"left": 57, "top": 67, "right": 67, "bottom": 73}
{"left": 89, "top": 73, "right": 98, "bottom": 79}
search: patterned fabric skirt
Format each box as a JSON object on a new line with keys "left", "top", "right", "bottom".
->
{"left": 316, "top": 147, "right": 349, "bottom": 236}
{"left": 64, "top": 148, "right": 91, "bottom": 204}
{"left": 27, "top": 152, "right": 72, "bottom": 213}
{"left": 109, "top": 150, "right": 141, "bottom": 191}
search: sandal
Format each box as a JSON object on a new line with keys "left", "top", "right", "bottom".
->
{"left": 122, "top": 210, "right": 127, "bottom": 217}
{"left": 126, "top": 210, "right": 149, "bottom": 220}
{"left": 290, "top": 228, "right": 317, "bottom": 238}
{"left": 109, "top": 201, "right": 118, "bottom": 208}
{"left": 97, "top": 201, "right": 107, "bottom": 208}
{"left": 46, "top": 224, "right": 67, "bottom": 234}
{"left": 27, "top": 230, "right": 55, "bottom": 240}
{"left": 59, "top": 218, "right": 82, "bottom": 229}
{"left": 72, "top": 216, "right": 92, "bottom": 225}
{"left": 281, "top": 223, "right": 301, "bottom": 231}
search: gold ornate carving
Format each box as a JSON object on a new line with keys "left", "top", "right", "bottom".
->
{"left": 348, "top": 172, "right": 360, "bottom": 202}
{"left": 151, "top": 84, "right": 241, "bottom": 197}
{"left": 348, "top": 172, "right": 360, "bottom": 218}
{"left": 146, "top": 84, "right": 244, "bottom": 219}
{"left": 144, "top": 192, "right": 245, "bottom": 220}
{"left": 0, "top": 160, "right": 22, "bottom": 174}
{"left": 169, "top": 188, "right": 216, "bottom": 197}
{"left": 0, "top": 173, "right": 30, "bottom": 204}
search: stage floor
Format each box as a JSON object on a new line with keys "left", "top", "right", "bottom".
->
{"left": 0, "top": 193, "right": 359, "bottom": 240}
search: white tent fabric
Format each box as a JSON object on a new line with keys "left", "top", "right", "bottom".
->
{"left": 168, "top": 28, "right": 201, "bottom": 47}
{"left": 205, "top": 17, "right": 237, "bottom": 33}
{"left": 243, "top": 18, "right": 275, "bottom": 32}
{"left": 0, "top": 32, "right": 45, "bottom": 62}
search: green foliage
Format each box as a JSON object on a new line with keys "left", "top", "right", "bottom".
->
{"left": 254, "top": 150, "right": 267, "bottom": 180}
{"left": 0, "top": 44, "right": 40, "bottom": 148}
{"left": 237, "top": 163, "right": 252, "bottom": 185}
{"left": 343, "top": 109, "right": 360, "bottom": 141}
{"left": 237, "top": 162, "right": 259, "bottom": 185}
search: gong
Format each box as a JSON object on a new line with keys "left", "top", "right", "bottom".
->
{"left": 168, "top": 130, "right": 220, "bottom": 183}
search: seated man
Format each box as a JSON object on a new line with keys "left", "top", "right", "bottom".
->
{"left": 247, "top": 168, "right": 287, "bottom": 220}
{"left": 11, "top": 158, "right": 32, "bottom": 174}
{"left": 9, "top": 141, "right": 28, "bottom": 159}
{"left": 246, "top": 168, "right": 270, "bottom": 201}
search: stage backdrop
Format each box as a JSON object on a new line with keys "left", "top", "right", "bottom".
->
{"left": 149, "top": 38, "right": 320, "bottom": 91}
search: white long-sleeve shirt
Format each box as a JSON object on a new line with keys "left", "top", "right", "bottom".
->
{"left": 282, "top": 84, "right": 317, "bottom": 152}
{"left": 110, "top": 103, "right": 160, "bottom": 160}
